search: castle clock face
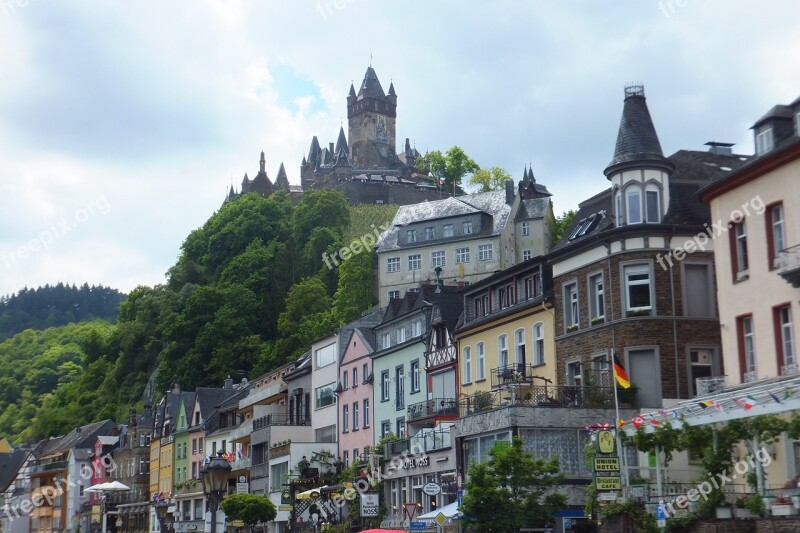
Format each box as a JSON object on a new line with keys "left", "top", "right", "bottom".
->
{"left": 376, "top": 115, "right": 388, "bottom": 144}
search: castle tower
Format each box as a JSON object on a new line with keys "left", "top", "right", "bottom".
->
{"left": 347, "top": 66, "right": 399, "bottom": 168}
{"left": 604, "top": 85, "right": 674, "bottom": 226}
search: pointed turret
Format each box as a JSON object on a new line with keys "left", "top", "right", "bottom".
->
{"left": 275, "top": 162, "right": 290, "bottom": 190}
{"left": 301, "top": 155, "right": 307, "bottom": 167}
{"left": 249, "top": 151, "right": 273, "bottom": 196}
{"left": 604, "top": 85, "right": 674, "bottom": 178}
{"left": 259, "top": 150, "right": 266, "bottom": 173}
{"left": 347, "top": 83, "right": 357, "bottom": 105}
{"left": 357, "top": 66, "right": 386, "bottom": 99}
{"left": 387, "top": 81, "right": 397, "bottom": 104}
{"left": 307, "top": 136, "right": 321, "bottom": 163}
{"left": 335, "top": 126, "right": 349, "bottom": 155}
{"left": 241, "top": 172, "right": 250, "bottom": 186}
{"left": 334, "top": 145, "right": 351, "bottom": 167}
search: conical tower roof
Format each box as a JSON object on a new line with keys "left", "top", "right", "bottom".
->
{"left": 335, "top": 126, "right": 349, "bottom": 154}
{"left": 275, "top": 162, "right": 290, "bottom": 189}
{"left": 604, "top": 85, "right": 673, "bottom": 178}
{"left": 357, "top": 66, "right": 386, "bottom": 99}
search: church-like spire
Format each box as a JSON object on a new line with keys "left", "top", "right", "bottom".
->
{"left": 604, "top": 84, "right": 674, "bottom": 178}
{"left": 307, "top": 136, "right": 321, "bottom": 163}
{"left": 357, "top": 66, "right": 386, "bottom": 99}
{"left": 275, "top": 162, "right": 290, "bottom": 190}
{"left": 347, "top": 82, "right": 357, "bottom": 105}
{"left": 335, "top": 126, "right": 349, "bottom": 155}
{"left": 241, "top": 172, "right": 250, "bottom": 186}
{"left": 259, "top": 151, "right": 266, "bottom": 173}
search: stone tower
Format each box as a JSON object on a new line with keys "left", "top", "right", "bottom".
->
{"left": 346, "top": 66, "right": 399, "bottom": 168}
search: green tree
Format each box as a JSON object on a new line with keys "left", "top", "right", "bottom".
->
{"left": 416, "top": 146, "right": 479, "bottom": 193}
{"left": 272, "top": 277, "right": 335, "bottom": 364}
{"left": 461, "top": 436, "right": 566, "bottom": 533}
{"left": 469, "top": 166, "right": 512, "bottom": 193}
{"left": 219, "top": 493, "right": 276, "bottom": 533}
{"left": 550, "top": 209, "right": 577, "bottom": 244}
{"left": 331, "top": 245, "right": 376, "bottom": 326}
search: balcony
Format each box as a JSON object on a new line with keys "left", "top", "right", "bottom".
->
{"left": 696, "top": 376, "right": 726, "bottom": 396}
{"left": 384, "top": 426, "right": 452, "bottom": 458}
{"left": 229, "top": 456, "right": 251, "bottom": 471}
{"left": 782, "top": 364, "right": 798, "bottom": 376}
{"left": 239, "top": 382, "right": 287, "bottom": 410}
{"left": 30, "top": 460, "right": 68, "bottom": 475}
{"left": 252, "top": 414, "right": 310, "bottom": 431}
{"left": 744, "top": 370, "right": 759, "bottom": 383}
{"left": 425, "top": 344, "right": 456, "bottom": 369}
{"left": 250, "top": 463, "right": 268, "bottom": 480}
{"left": 459, "top": 383, "right": 618, "bottom": 416}
{"left": 490, "top": 363, "right": 553, "bottom": 390}
{"left": 406, "top": 398, "right": 457, "bottom": 423}
{"left": 228, "top": 421, "right": 251, "bottom": 443}
{"left": 777, "top": 244, "right": 800, "bottom": 287}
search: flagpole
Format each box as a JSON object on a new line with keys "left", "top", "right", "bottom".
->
{"left": 610, "top": 350, "right": 630, "bottom": 493}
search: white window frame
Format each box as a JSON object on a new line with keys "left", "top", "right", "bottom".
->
{"left": 443, "top": 224, "right": 454, "bottom": 238}
{"left": 342, "top": 404, "right": 349, "bottom": 432}
{"left": 315, "top": 343, "right": 336, "bottom": 368}
{"left": 477, "top": 342, "right": 485, "bottom": 380}
{"left": 514, "top": 328, "right": 526, "bottom": 367}
{"left": 589, "top": 272, "right": 605, "bottom": 321}
{"left": 412, "top": 320, "right": 422, "bottom": 337}
{"left": 353, "top": 401, "right": 359, "bottom": 430}
{"left": 735, "top": 221, "right": 749, "bottom": 276}
{"left": 743, "top": 316, "right": 756, "bottom": 372}
{"left": 463, "top": 221, "right": 473, "bottom": 235}
{"left": 623, "top": 263, "right": 653, "bottom": 313}
{"left": 564, "top": 281, "right": 579, "bottom": 329}
{"left": 387, "top": 257, "right": 400, "bottom": 273}
{"left": 522, "top": 222, "right": 531, "bottom": 236}
{"left": 397, "top": 327, "right": 407, "bottom": 343}
{"left": 381, "top": 333, "right": 391, "bottom": 349}
{"left": 363, "top": 399, "right": 370, "bottom": 427}
{"left": 755, "top": 127, "right": 774, "bottom": 155}
{"left": 626, "top": 185, "right": 642, "bottom": 224}
{"left": 780, "top": 306, "right": 795, "bottom": 367}
{"left": 615, "top": 191, "right": 622, "bottom": 226}
{"left": 388, "top": 290, "right": 400, "bottom": 301}
{"left": 425, "top": 227, "right": 435, "bottom": 240}
{"left": 522, "top": 250, "right": 532, "bottom": 261}
{"left": 533, "top": 322, "right": 545, "bottom": 366}
{"left": 477, "top": 244, "right": 493, "bottom": 261}
{"left": 462, "top": 346, "right": 472, "bottom": 384}
{"left": 408, "top": 254, "right": 422, "bottom": 271}
{"left": 411, "top": 360, "right": 420, "bottom": 392}
{"left": 456, "top": 247, "right": 470, "bottom": 264}
{"left": 645, "top": 183, "right": 660, "bottom": 223}
{"left": 315, "top": 382, "right": 336, "bottom": 409}
{"left": 407, "top": 229, "right": 417, "bottom": 243}
{"left": 381, "top": 371, "right": 390, "bottom": 401}
{"left": 771, "top": 204, "right": 785, "bottom": 265}
{"left": 431, "top": 250, "right": 446, "bottom": 268}
{"left": 498, "top": 334, "right": 508, "bottom": 368}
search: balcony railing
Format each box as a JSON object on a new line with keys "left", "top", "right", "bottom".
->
{"left": 30, "top": 460, "right": 68, "bottom": 475}
{"left": 777, "top": 244, "right": 800, "bottom": 288}
{"left": 229, "top": 457, "right": 251, "bottom": 471}
{"left": 459, "top": 384, "right": 618, "bottom": 416}
{"left": 490, "top": 363, "right": 553, "bottom": 390}
{"left": 425, "top": 344, "right": 457, "bottom": 369}
{"left": 252, "top": 413, "right": 310, "bottom": 431}
{"left": 781, "top": 363, "right": 798, "bottom": 376}
{"left": 407, "top": 398, "right": 457, "bottom": 422}
{"left": 384, "top": 426, "right": 452, "bottom": 458}
{"left": 743, "top": 370, "right": 759, "bottom": 383}
{"left": 239, "top": 382, "right": 288, "bottom": 409}
{"left": 696, "top": 376, "right": 726, "bottom": 396}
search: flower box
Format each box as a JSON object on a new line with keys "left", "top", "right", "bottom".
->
{"left": 733, "top": 507, "right": 752, "bottom": 519}
{"left": 792, "top": 495, "right": 800, "bottom": 509}
{"left": 772, "top": 504, "right": 794, "bottom": 516}
{"left": 715, "top": 506, "right": 733, "bottom": 519}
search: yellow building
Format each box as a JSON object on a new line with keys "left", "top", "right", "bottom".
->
{"left": 455, "top": 257, "right": 556, "bottom": 405}
{"left": 149, "top": 436, "right": 160, "bottom": 498}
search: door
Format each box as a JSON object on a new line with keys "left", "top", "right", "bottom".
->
{"left": 627, "top": 349, "right": 660, "bottom": 408}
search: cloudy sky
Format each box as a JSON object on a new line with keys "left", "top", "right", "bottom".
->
{"left": 1, "top": 0, "right": 799, "bottom": 296}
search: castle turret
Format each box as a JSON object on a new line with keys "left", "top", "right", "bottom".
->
{"left": 275, "top": 162, "right": 290, "bottom": 190}
{"left": 249, "top": 150, "right": 274, "bottom": 196}
{"left": 347, "top": 66, "right": 399, "bottom": 167}
{"left": 605, "top": 85, "right": 673, "bottom": 226}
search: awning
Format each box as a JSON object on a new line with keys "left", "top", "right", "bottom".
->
{"left": 418, "top": 500, "right": 460, "bottom": 521}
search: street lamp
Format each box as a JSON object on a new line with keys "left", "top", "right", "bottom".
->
{"left": 154, "top": 499, "right": 170, "bottom": 533}
{"left": 200, "top": 451, "right": 231, "bottom": 533}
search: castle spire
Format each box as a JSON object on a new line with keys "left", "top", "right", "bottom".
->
{"left": 260, "top": 151, "right": 266, "bottom": 173}
{"left": 335, "top": 126, "right": 349, "bottom": 155}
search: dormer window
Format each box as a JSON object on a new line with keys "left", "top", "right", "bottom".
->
{"left": 406, "top": 229, "right": 417, "bottom": 243}
{"left": 443, "top": 224, "right": 454, "bottom": 238}
{"left": 755, "top": 127, "right": 774, "bottom": 155}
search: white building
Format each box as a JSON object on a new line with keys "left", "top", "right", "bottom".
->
{"left": 376, "top": 173, "right": 554, "bottom": 306}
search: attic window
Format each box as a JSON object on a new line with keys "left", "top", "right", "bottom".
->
{"left": 568, "top": 218, "right": 587, "bottom": 240}
{"left": 755, "top": 127, "right": 774, "bottom": 156}
{"left": 568, "top": 214, "right": 601, "bottom": 240}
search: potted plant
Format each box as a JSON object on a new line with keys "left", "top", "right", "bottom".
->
{"left": 591, "top": 316, "right": 604, "bottom": 326}
{"left": 715, "top": 503, "right": 733, "bottom": 519}
{"left": 617, "top": 386, "right": 638, "bottom": 408}
{"left": 473, "top": 391, "right": 493, "bottom": 411}
{"left": 566, "top": 325, "right": 578, "bottom": 333}
{"left": 744, "top": 494, "right": 765, "bottom": 517}
{"left": 772, "top": 496, "right": 795, "bottom": 516}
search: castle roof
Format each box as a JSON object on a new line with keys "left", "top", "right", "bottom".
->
{"left": 335, "top": 126, "right": 349, "bottom": 155}
{"left": 357, "top": 66, "right": 386, "bottom": 99}
{"left": 275, "top": 162, "right": 290, "bottom": 189}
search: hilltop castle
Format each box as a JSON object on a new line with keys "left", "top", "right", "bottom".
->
{"left": 224, "top": 66, "right": 458, "bottom": 206}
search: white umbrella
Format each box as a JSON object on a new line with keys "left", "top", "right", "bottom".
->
{"left": 85, "top": 482, "right": 111, "bottom": 493}
{"left": 103, "top": 481, "right": 130, "bottom": 492}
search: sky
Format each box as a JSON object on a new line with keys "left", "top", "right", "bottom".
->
{"left": 1, "top": 0, "right": 799, "bottom": 297}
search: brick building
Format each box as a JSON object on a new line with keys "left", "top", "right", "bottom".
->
{"left": 548, "top": 85, "right": 748, "bottom": 407}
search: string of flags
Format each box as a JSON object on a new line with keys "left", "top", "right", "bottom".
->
{"left": 584, "top": 385, "right": 797, "bottom": 433}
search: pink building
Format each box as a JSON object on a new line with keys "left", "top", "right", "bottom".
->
{"left": 338, "top": 327, "right": 376, "bottom": 468}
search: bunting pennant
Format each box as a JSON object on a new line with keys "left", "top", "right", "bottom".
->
{"left": 715, "top": 401, "right": 724, "bottom": 412}
{"left": 672, "top": 410, "right": 680, "bottom": 419}
{"left": 632, "top": 416, "right": 644, "bottom": 429}
{"left": 769, "top": 392, "right": 782, "bottom": 405}
{"left": 618, "top": 419, "right": 625, "bottom": 429}
{"left": 650, "top": 418, "right": 661, "bottom": 427}
{"left": 658, "top": 409, "right": 668, "bottom": 417}
{"left": 698, "top": 400, "right": 714, "bottom": 409}
{"left": 743, "top": 395, "right": 757, "bottom": 410}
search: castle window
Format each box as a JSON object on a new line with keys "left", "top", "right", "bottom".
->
{"left": 406, "top": 229, "right": 417, "bottom": 243}
{"left": 477, "top": 244, "right": 493, "bottom": 261}
{"left": 443, "top": 224, "right": 454, "bottom": 238}
{"left": 455, "top": 247, "right": 470, "bottom": 264}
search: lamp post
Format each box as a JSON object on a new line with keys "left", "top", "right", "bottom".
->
{"left": 200, "top": 452, "right": 231, "bottom": 533}
{"left": 154, "top": 499, "right": 170, "bottom": 533}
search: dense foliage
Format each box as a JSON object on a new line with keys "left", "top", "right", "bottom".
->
{"left": 0, "top": 192, "right": 396, "bottom": 443}
{"left": 219, "top": 493, "right": 277, "bottom": 532}
{"left": 462, "top": 436, "right": 566, "bottom": 532}
{"left": 0, "top": 283, "right": 125, "bottom": 340}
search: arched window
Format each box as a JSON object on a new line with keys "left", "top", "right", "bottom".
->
{"left": 498, "top": 334, "right": 508, "bottom": 368}
{"left": 514, "top": 328, "right": 526, "bottom": 367}
{"left": 626, "top": 185, "right": 642, "bottom": 224}
{"left": 645, "top": 183, "right": 661, "bottom": 223}
{"left": 615, "top": 191, "right": 622, "bottom": 226}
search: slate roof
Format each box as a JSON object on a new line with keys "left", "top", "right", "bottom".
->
{"left": 195, "top": 387, "right": 236, "bottom": 422}
{"left": 428, "top": 288, "right": 465, "bottom": 336}
{"left": 275, "top": 163, "right": 290, "bottom": 189}
{"left": 516, "top": 198, "right": 550, "bottom": 221}
{"left": 39, "top": 419, "right": 116, "bottom": 458}
{"left": 752, "top": 104, "right": 794, "bottom": 128}
{"left": 0, "top": 450, "right": 28, "bottom": 493}
{"left": 552, "top": 149, "right": 748, "bottom": 254}
{"left": 604, "top": 87, "right": 673, "bottom": 176}
{"left": 357, "top": 67, "right": 386, "bottom": 99}
{"left": 377, "top": 190, "right": 512, "bottom": 253}
{"left": 335, "top": 126, "right": 349, "bottom": 155}
{"left": 355, "top": 327, "right": 377, "bottom": 352}
{"left": 336, "top": 308, "right": 385, "bottom": 363}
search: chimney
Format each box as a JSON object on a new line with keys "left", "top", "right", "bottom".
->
{"left": 329, "top": 142, "right": 335, "bottom": 154}
{"left": 505, "top": 180, "right": 515, "bottom": 204}
{"left": 705, "top": 142, "right": 734, "bottom": 156}
{"left": 224, "top": 376, "right": 233, "bottom": 390}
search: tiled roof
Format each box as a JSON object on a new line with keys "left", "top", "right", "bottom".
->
{"left": 39, "top": 419, "right": 116, "bottom": 457}
{"left": 357, "top": 67, "right": 386, "bottom": 99}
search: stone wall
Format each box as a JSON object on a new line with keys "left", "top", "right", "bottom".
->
{"left": 597, "top": 517, "right": 800, "bottom": 532}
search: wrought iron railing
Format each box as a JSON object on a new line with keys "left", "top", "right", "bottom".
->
{"left": 743, "top": 370, "right": 759, "bottom": 383}
{"left": 459, "top": 384, "right": 618, "bottom": 416}
{"left": 252, "top": 413, "right": 310, "bottom": 431}
{"left": 696, "top": 376, "right": 726, "bottom": 396}
{"left": 407, "top": 398, "right": 457, "bottom": 421}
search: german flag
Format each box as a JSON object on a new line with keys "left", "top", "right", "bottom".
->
{"left": 613, "top": 353, "right": 631, "bottom": 389}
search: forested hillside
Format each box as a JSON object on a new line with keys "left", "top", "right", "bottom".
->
{"left": 0, "top": 283, "right": 125, "bottom": 340}
{"left": 0, "top": 191, "right": 398, "bottom": 443}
